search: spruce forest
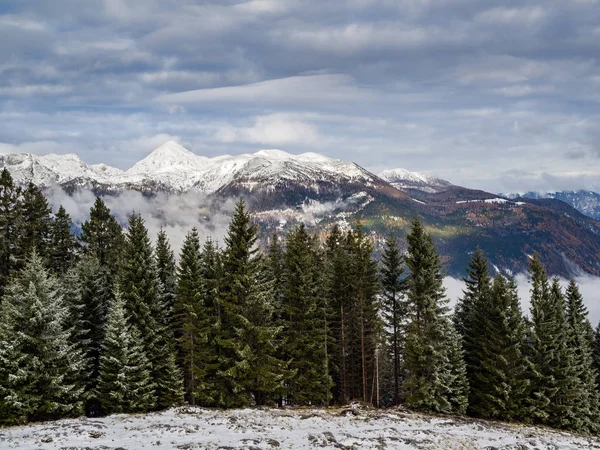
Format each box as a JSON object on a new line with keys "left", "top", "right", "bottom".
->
{"left": 2, "top": 168, "right": 600, "bottom": 436}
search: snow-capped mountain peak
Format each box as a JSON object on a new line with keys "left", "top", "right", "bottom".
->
{"left": 0, "top": 141, "right": 382, "bottom": 194}
{"left": 379, "top": 168, "right": 452, "bottom": 193}
{"left": 128, "top": 141, "right": 209, "bottom": 175}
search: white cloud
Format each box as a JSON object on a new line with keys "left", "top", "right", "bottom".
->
{"left": 214, "top": 114, "right": 319, "bottom": 146}
{"left": 156, "top": 74, "right": 379, "bottom": 107}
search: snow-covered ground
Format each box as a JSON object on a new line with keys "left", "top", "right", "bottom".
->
{"left": 1, "top": 406, "right": 598, "bottom": 449}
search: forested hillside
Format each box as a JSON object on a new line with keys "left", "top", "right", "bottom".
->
{"left": 1, "top": 167, "right": 600, "bottom": 436}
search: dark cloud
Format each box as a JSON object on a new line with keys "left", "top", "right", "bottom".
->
{"left": 0, "top": 0, "right": 599, "bottom": 192}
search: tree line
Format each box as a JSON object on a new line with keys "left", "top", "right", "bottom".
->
{"left": 1, "top": 168, "right": 600, "bottom": 435}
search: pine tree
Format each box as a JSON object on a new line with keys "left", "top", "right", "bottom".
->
{"left": 593, "top": 322, "right": 600, "bottom": 388}
{"left": 281, "top": 224, "right": 332, "bottom": 405}
{"left": 380, "top": 233, "right": 405, "bottom": 406}
{"left": 565, "top": 279, "right": 600, "bottom": 432}
{"left": 528, "top": 256, "right": 581, "bottom": 430}
{"left": 454, "top": 248, "right": 492, "bottom": 414}
{"left": 61, "top": 255, "right": 113, "bottom": 416}
{"left": 20, "top": 182, "right": 52, "bottom": 262}
{"left": 239, "top": 255, "right": 288, "bottom": 405}
{"left": 402, "top": 217, "right": 468, "bottom": 413}
{"left": 155, "top": 228, "right": 177, "bottom": 330}
{"left": 81, "top": 197, "right": 123, "bottom": 276}
{"left": 0, "top": 252, "right": 84, "bottom": 424}
{"left": 97, "top": 291, "right": 156, "bottom": 414}
{"left": 468, "top": 275, "right": 530, "bottom": 420}
{"left": 174, "top": 228, "right": 210, "bottom": 404}
{"left": 345, "top": 224, "right": 381, "bottom": 404}
{"left": 323, "top": 224, "right": 349, "bottom": 404}
{"left": 0, "top": 168, "right": 23, "bottom": 297}
{"left": 49, "top": 205, "right": 80, "bottom": 274}
{"left": 119, "top": 213, "right": 183, "bottom": 409}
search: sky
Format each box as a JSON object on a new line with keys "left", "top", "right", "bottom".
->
{"left": 1, "top": 0, "right": 600, "bottom": 193}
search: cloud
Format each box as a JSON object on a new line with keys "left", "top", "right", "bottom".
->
{"left": 156, "top": 74, "right": 380, "bottom": 108}
{"left": 1, "top": 0, "right": 600, "bottom": 193}
{"left": 214, "top": 114, "right": 319, "bottom": 146}
{"left": 45, "top": 187, "right": 237, "bottom": 255}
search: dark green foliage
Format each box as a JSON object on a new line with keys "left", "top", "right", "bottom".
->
{"left": 322, "top": 224, "right": 349, "bottom": 405}
{"left": 454, "top": 249, "right": 493, "bottom": 415}
{"left": 19, "top": 183, "right": 52, "bottom": 262}
{"left": 528, "top": 256, "right": 582, "bottom": 430}
{"left": 344, "top": 224, "right": 381, "bottom": 404}
{"left": 49, "top": 206, "right": 80, "bottom": 274}
{"left": 62, "top": 255, "right": 113, "bottom": 416}
{"left": 565, "top": 279, "right": 600, "bottom": 432}
{"left": 119, "top": 213, "right": 183, "bottom": 410}
{"left": 0, "top": 252, "right": 84, "bottom": 424}
{"left": 0, "top": 168, "right": 22, "bottom": 296}
{"left": 402, "top": 217, "right": 468, "bottom": 413}
{"left": 281, "top": 224, "right": 332, "bottom": 405}
{"left": 215, "top": 198, "right": 288, "bottom": 407}
{"left": 174, "top": 228, "right": 210, "bottom": 404}
{"left": 380, "top": 233, "right": 405, "bottom": 406}
{"left": 467, "top": 275, "right": 530, "bottom": 420}
{"left": 97, "top": 292, "right": 156, "bottom": 414}
{"left": 594, "top": 322, "right": 600, "bottom": 388}
{"left": 155, "top": 228, "right": 177, "bottom": 330}
{"left": 81, "top": 197, "right": 123, "bottom": 275}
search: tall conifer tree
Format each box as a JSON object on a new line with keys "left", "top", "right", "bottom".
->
{"left": 119, "top": 213, "right": 183, "bottom": 409}
{"left": 381, "top": 233, "right": 405, "bottom": 406}
{"left": 0, "top": 168, "right": 23, "bottom": 297}
{"left": 0, "top": 252, "right": 84, "bottom": 423}
{"left": 19, "top": 182, "right": 52, "bottom": 263}
{"left": 402, "top": 217, "right": 468, "bottom": 413}
{"left": 97, "top": 291, "right": 156, "bottom": 414}
{"left": 49, "top": 205, "right": 80, "bottom": 274}
{"left": 281, "top": 224, "right": 332, "bottom": 405}
{"left": 155, "top": 228, "right": 177, "bottom": 330}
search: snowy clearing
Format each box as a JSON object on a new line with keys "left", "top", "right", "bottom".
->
{"left": 2, "top": 406, "right": 599, "bottom": 449}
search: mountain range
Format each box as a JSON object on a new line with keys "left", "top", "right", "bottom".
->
{"left": 2, "top": 141, "right": 600, "bottom": 278}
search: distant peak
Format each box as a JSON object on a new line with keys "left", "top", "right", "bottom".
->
{"left": 254, "top": 149, "right": 292, "bottom": 159}
{"left": 149, "top": 140, "right": 195, "bottom": 157}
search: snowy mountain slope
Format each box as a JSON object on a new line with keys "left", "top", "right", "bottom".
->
{"left": 506, "top": 190, "right": 600, "bottom": 221}
{"left": 379, "top": 168, "right": 453, "bottom": 193}
{"left": 2, "top": 406, "right": 597, "bottom": 449}
{"left": 0, "top": 141, "right": 381, "bottom": 194}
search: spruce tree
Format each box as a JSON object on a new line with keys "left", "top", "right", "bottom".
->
{"left": 0, "top": 252, "right": 84, "bottom": 423}
{"left": 323, "top": 224, "right": 349, "bottom": 404}
{"left": 565, "top": 279, "right": 600, "bottom": 432}
{"left": 380, "top": 233, "right": 405, "bottom": 406}
{"left": 528, "top": 257, "right": 581, "bottom": 430}
{"left": 281, "top": 224, "right": 332, "bottom": 405}
{"left": 97, "top": 291, "right": 156, "bottom": 414}
{"left": 593, "top": 323, "right": 600, "bottom": 388}
{"left": 174, "top": 228, "right": 210, "bottom": 404}
{"left": 402, "top": 217, "right": 468, "bottom": 413}
{"left": 468, "top": 275, "right": 530, "bottom": 420}
{"left": 0, "top": 168, "right": 22, "bottom": 297}
{"left": 239, "top": 255, "right": 288, "bottom": 405}
{"left": 61, "top": 255, "right": 113, "bottom": 416}
{"left": 454, "top": 248, "right": 492, "bottom": 415}
{"left": 345, "top": 224, "right": 381, "bottom": 404}
{"left": 49, "top": 205, "right": 80, "bottom": 274}
{"left": 155, "top": 227, "right": 177, "bottom": 330}
{"left": 216, "top": 198, "right": 289, "bottom": 407}
{"left": 20, "top": 182, "right": 52, "bottom": 262}
{"left": 81, "top": 197, "right": 124, "bottom": 276}
{"left": 119, "top": 213, "right": 183, "bottom": 409}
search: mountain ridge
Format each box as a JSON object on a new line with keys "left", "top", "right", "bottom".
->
{"left": 2, "top": 141, "right": 600, "bottom": 278}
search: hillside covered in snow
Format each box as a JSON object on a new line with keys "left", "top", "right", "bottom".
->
{"left": 2, "top": 406, "right": 598, "bottom": 449}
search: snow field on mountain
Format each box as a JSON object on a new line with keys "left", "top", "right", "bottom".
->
{"left": 2, "top": 406, "right": 598, "bottom": 449}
